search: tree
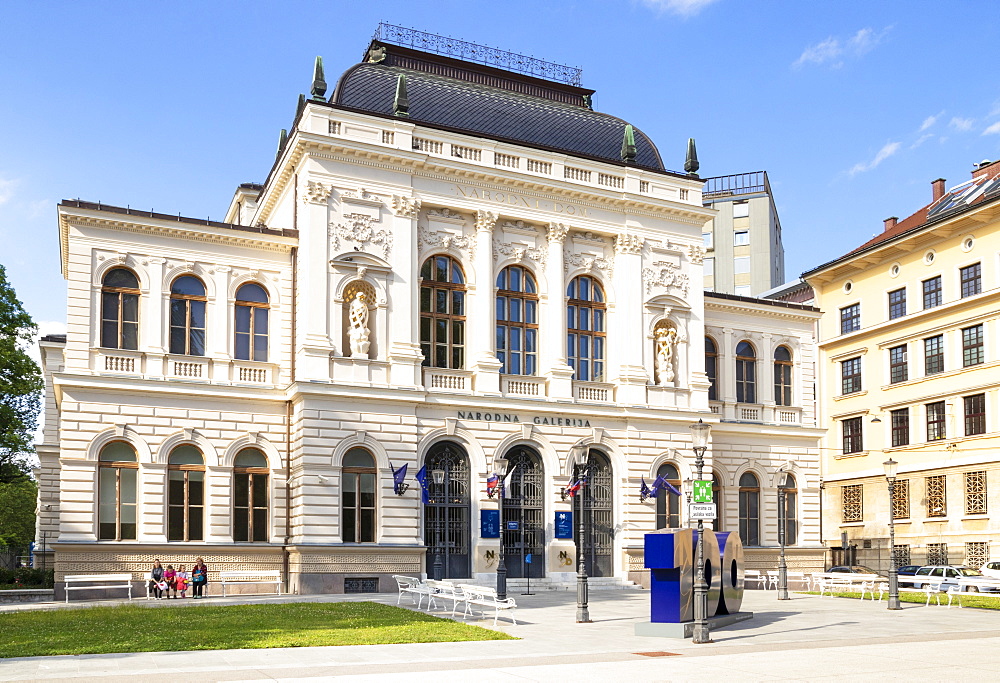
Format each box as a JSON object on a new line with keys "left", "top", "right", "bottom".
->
{"left": 0, "top": 477, "right": 37, "bottom": 548}
{"left": 0, "top": 264, "right": 42, "bottom": 483}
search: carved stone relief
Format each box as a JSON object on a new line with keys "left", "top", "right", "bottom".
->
{"left": 546, "top": 222, "right": 569, "bottom": 244}
{"left": 615, "top": 233, "right": 644, "bottom": 255}
{"left": 391, "top": 195, "right": 421, "bottom": 218}
{"left": 304, "top": 181, "right": 333, "bottom": 204}
{"left": 329, "top": 213, "right": 393, "bottom": 259}
{"left": 642, "top": 261, "right": 690, "bottom": 295}
{"left": 688, "top": 244, "right": 706, "bottom": 264}
{"left": 475, "top": 210, "right": 498, "bottom": 233}
{"left": 493, "top": 239, "right": 547, "bottom": 266}
{"left": 418, "top": 226, "right": 476, "bottom": 258}
{"left": 564, "top": 250, "right": 613, "bottom": 278}
{"left": 427, "top": 207, "right": 467, "bottom": 221}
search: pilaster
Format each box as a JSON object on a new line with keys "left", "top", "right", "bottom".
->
{"left": 471, "top": 210, "right": 502, "bottom": 394}
{"left": 612, "top": 232, "right": 647, "bottom": 405}
{"left": 146, "top": 258, "right": 166, "bottom": 353}
{"left": 544, "top": 222, "right": 575, "bottom": 399}
{"left": 387, "top": 194, "right": 424, "bottom": 389}
{"left": 297, "top": 180, "right": 335, "bottom": 380}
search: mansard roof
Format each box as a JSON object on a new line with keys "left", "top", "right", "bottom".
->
{"left": 330, "top": 57, "right": 667, "bottom": 173}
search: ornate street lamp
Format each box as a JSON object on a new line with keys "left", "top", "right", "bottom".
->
{"left": 777, "top": 467, "right": 793, "bottom": 601}
{"left": 689, "top": 418, "right": 712, "bottom": 644}
{"left": 571, "top": 445, "right": 592, "bottom": 623}
{"left": 883, "top": 458, "right": 901, "bottom": 610}
{"left": 431, "top": 468, "right": 446, "bottom": 581}
{"left": 494, "top": 455, "right": 509, "bottom": 601}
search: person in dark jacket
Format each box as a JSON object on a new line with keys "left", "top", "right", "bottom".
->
{"left": 191, "top": 557, "right": 208, "bottom": 598}
{"left": 149, "top": 559, "right": 165, "bottom": 599}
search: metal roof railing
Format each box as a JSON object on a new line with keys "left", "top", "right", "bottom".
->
{"left": 702, "top": 171, "right": 771, "bottom": 199}
{"left": 371, "top": 22, "right": 583, "bottom": 86}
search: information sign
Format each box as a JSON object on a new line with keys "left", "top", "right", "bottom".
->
{"left": 480, "top": 509, "right": 500, "bottom": 538}
{"left": 692, "top": 479, "right": 713, "bottom": 503}
{"left": 506, "top": 520, "right": 520, "bottom": 530}
{"left": 688, "top": 502, "right": 717, "bottom": 520}
{"left": 554, "top": 511, "right": 573, "bottom": 539}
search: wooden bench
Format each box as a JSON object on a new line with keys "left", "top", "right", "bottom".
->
{"left": 457, "top": 585, "right": 517, "bottom": 626}
{"left": 64, "top": 574, "right": 133, "bottom": 603}
{"left": 218, "top": 570, "right": 282, "bottom": 597}
{"left": 393, "top": 575, "right": 436, "bottom": 609}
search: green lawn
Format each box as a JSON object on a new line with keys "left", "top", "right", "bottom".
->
{"left": 803, "top": 590, "right": 1000, "bottom": 609}
{"left": 0, "top": 601, "right": 515, "bottom": 658}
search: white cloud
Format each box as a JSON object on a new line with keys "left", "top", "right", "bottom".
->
{"left": 950, "top": 117, "right": 974, "bottom": 132}
{"left": 793, "top": 26, "right": 891, "bottom": 69}
{"left": 982, "top": 121, "right": 1000, "bottom": 136}
{"left": 919, "top": 113, "right": 942, "bottom": 132}
{"left": 911, "top": 133, "right": 933, "bottom": 149}
{"left": 848, "top": 141, "right": 901, "bottom": 176}
{"left": 0, "top": 177, "right": 18, "bottom": 206}
{"left": 638, "top": 0, "right": 720, "bottom": 17}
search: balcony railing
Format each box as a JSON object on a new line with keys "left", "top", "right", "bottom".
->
{"left": 423, "top": 367, "right": 473, "bottom": 393}
{"left": 574, "top": 381, "right": 614, "bottom": 403}
{"left": 702, "top": 171, "right": 770, "bottom": 199}
{"left": 502, "top": 375, "right": 546, "bottom": 398}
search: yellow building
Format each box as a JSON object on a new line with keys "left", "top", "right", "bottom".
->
{"left": 804, "top": 161, "right": 1000, "bottom": 572}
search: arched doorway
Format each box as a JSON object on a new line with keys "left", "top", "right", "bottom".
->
{"left": 575, "top": 449, "right": 614, "bottom": 577}
{"left": 423, "top": 442, "right": 471, "bottom": 578}
{"left": 502, "top": 445, "right": 545, "bottom": 579}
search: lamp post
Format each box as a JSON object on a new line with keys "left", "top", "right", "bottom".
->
{"left": 777, "top": 467, "right": 792, "bottom": 601}
{"left": 494, "top": 455, "right": 509, "bottom": 601}
{"left": 689, "top": 418, "right": 712, "bottom": 644}
{"left": 572, "top": 446, "right": 592, "bottom": 623}
{"left": 883, "top": 458, "right": 901, "bottom": 610}
{"left": 431, "top": 468, "right": 445, "bottom": 581}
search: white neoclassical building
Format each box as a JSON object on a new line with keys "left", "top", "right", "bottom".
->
{"left": 36, "top": 27, "right": 825, "bottom": 594}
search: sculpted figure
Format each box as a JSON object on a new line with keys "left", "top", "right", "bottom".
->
{"left": 655, "top": 326, "right": 678, "bottom": 385}
{"left": 348, "top": 291, "right": 371, "bottom": 357}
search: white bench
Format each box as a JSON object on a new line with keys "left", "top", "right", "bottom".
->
{"left": 64, "top": 573, "right": 133, "bottom": 603}
{"left": 425, "top": 579, "right": 467, "bottom": 616}
{"left": 457, "top": 585, "right": 517, "bottom": 626}
{"left": 744, "top": 570, "right": 767, "bottom": 589}
{"left": 393, "top": 575, "right": 436, "bottom": 609}
{"left": 946, "top": 578, "right": 1000, "bottom": 607}
{"left": 218, "top": 570, "right": 282, "bottom": 597}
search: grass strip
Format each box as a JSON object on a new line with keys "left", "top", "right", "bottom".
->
{"left": 802, "top": 590, "right": 1000, "bottom": 609}
{"left": 0, "top": 601, "right": 515, "bottom": 658}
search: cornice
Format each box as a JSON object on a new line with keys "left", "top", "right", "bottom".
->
{"left": 704, "top": 297, "right": 822, "bottom": 322}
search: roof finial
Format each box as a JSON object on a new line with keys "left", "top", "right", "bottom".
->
{"left": 276, "top": 129, "right": 288, "bottom": 161}
{"left": 296, "top": 93, "right": 306, "bottom": 119}
{"left": 621, "top": 124, "right": 637, "bottom": 164}
{"left": 393, "top": 74, "right": 409, "bottom": 117}
{"left": 311, "top": 56, "right": 327, "bottom": 101}
{"left": 684, "top": 138, "right": 700, "bottom": 177}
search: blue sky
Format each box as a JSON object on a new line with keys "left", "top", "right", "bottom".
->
{"left": 3, "top": 1, "right": 1000, "bottom": 332}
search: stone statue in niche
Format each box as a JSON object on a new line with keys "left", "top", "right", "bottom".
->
{"left": 348, "top": 291, "right": 371, "bottom": 357}
{"left": 655, "top": 326, "right": 679, "bottom": 385}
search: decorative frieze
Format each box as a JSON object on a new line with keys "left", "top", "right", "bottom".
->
{"left": 418, "top": 226, "right": 476, "bottom": 258}
{"left": 427, "top": 207, "right": 466, "bottom": 221}
{"left": 493, "top": 238, "right": 546, "bottom": 265}
{"left": 564, "top": 250, "right": 613, "bottom": 278}
{"left": 329, "top": 213, "right": 393, "bottom": 259}
{"left": 642, "top": 261, "right": 690, "bottom": 295}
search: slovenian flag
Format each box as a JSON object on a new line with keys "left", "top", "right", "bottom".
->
{"left": 415, "top": 465, "right": 430, "bottom": 504}
{"left": 502, "top": 465, "right": 517, "bottom": 499}
{"left": 566, "top": 476, "right": 585, "bottom": 497}
{"left": 486, "top": 472, "right": 499, "bottom": 496}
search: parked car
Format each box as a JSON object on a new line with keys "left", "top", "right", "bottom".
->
{"left": 910, "top": 565, "right": 1000, "bottom": 592}
{"left": 896, "top": 565, "right": 921, "bottom": 576}
{"left": 827, "top": 565, "right": 885, "bottom": 577}
{"left": 981, "top": 561, "right": 1000, "bottom": 579}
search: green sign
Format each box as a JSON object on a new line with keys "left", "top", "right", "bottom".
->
{"left": 692, "top": 479, "right": 713, "bottom": 503}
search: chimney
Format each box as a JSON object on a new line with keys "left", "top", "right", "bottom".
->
{"left": 932, "top": 178, "right": 946, "bottom": 202}
{"left": 971, "top": 159, "right": 1000, "bottom": 181}
{"left": 883, "top": 216, "right": 898, "bottom": 232}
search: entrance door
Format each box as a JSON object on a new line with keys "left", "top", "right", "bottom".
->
{"left": 423, "top": 442, "right": 471, "bottom": 579}
{"left": 575, "top": 449, "right": 613, "bottom": 577}
{"left": 502, "top": 446, "right": 545, "bottom": 579}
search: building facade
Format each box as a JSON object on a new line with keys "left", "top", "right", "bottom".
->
{"left": 701, "top": 171, "right": 785, "bottom": 297}
{"left": 805, "top": 162, "right": 1000, "bottom": 572}
{"left": 37, "top": 28, "right": 824, "bottom": 594}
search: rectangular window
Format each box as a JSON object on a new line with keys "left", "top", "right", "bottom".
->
{"left": 703, "top": 232, "right": 713, "bottom": 248}
{"left": 926, "top": 401, "right": 946, "bottom": 441}
{"left": 840, "top": 304, "right": 860, "bottom": 334}
{"left": 734, "top": 285, "right": 752, "bottom": 296}
{"left": 842, "top": 484, "right": 863, "bottom": 522}
{"left": 923, "top": 276, "right": 942, "bottom": 309}
{"left": 889, "top": 345, "right": 908, "bottom": 384}
{"left": 734, "top": 230, "right": 750, "bottom": 246}
{"left": 966, "top": 541, "right": 990, "bottom": 569}
{"left": 926, "top": 542, "right": 948, "bottom": 565}
{"left": 704, "top": 257, "right": 715, "bottom": 279}
{"left": 734, "top": 256, "right": 750, "bottom": 273}
{"left": 965, "top": 470, "right": 987, "bottom": 514}
{"left": 841, "top": 357, "right": 861, "bottom": 395}
{"left": 842, "top": 417, "right": 863, "bottom": 454}
{"left": 892, "top": 479, "right": 909, "bottom": 520}
{"left": 893, "top": 544, "right": 911, "bottom": 567}
{"left": 962, "top": 324, "right": 984, "bottom": 367}
{"left": 924, "top": 335, "right": 944, "bottom": 375}
{"left": 926, "top": 475, "right": 946, "bottom": 517}
{"left": 890, "top": 408, "right": 909, "bottom": 447}
{"left": 733, "top": 201, "right": 749, "bottom": 218}
{"left": 965, "top": 393, "right": 986, "bottom": 436}
{"left": 888, "top": 288, "right": 906, "bottom": 319}
{"left": 960, "top": 263, "right": 982, "bottom": 298}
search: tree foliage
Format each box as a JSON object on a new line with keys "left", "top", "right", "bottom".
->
{"left": 0, "top": 264, "right": 43, "bottom": 482}
{"left": 0, "top": 476, "right": 37, "bottom": 548}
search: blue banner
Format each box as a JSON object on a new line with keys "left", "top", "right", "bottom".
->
{"left": 554, "top": 511, "right": 573, "bottom": 539}
{"left": 480, "top": 509, "right": 500, "bottom": 538}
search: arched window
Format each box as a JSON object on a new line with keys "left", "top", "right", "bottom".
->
{"left": 419, "top": 255, "right": 466, "bottom": 369}
{"left": 235, "top": 283, "right": 269, "bottom": 362}
{"left": 169, "top": 276, "right": 207, "bottom": 356}
{"left": 712, "top": 471, "right": 723, "bottom": 532}
{"left": 780, "top": 473, "right": 798, "bottom": 546}
{"left": 496, "top": 265, "right": 538, "bottom": 375}
{"left": 736, "top": 341, "right": 757, "bottom": 403}
{"left": 167, "top": 445, "right": 205, "bottom": 541}
{"left": 705, "top": 337, "right": 718, "bottom": 401}
{"left": 98, "top": 442, "right": 138, "bottom": 540}
{"left": 101, "top": 268, "right": 140, "bottom": 350}
{"left": 774, "top": 346, "right": 793, "bottom": 406}
{"left": 342, "top": 448, "right": 376, "bottom": 543}
{"left": 233, "top": 448, "right": 269, "bottom": 542}
{"left": 655, "top": 463, "right": 681, "bottom": 529}
{"left": 567, "top": 275, "right": 606, "bottom": 381}
{"left": 738, "top": 471, "right": 760, "bottom": 547}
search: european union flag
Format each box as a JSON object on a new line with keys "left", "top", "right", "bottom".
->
{"left": 391, "top": 462, "right": 408, "bottom": 495}
{"left": 415, "top": 465, "right": 430, "bottom": 504}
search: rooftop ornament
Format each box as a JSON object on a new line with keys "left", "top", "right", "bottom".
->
{"left": 311, "top": 56, "right": 327, "bottom": 101}
{"left": 621, "top": 125, "right": 636, "bottom": 164}
{"left": 371, "top": 22, "right": 584, "bottom": 87}
{"left": 393, "top": 74, "right": 410, "bottom": 117}
{"left": 684, "top": 138, "right": 700, "bottom": 177}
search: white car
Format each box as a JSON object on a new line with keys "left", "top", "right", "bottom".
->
{"left": 911, "top": 565, "right": 1000, "bottom": 592}
{"left": 981, "top": 561, "right": 1000, "bottom": 579}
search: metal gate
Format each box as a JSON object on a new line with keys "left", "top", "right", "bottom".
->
{"left": 423, "top": 442, "right": 471, "bottom": 579}
{"left": 502, "top": 446, "right": 545, "bottom": 579}
{"left": 575, "top": 450, "right": 613, "bottom": 577}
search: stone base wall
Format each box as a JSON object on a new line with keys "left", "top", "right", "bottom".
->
{"left": 289, "top": 545, "right": 425, "bottom": 594}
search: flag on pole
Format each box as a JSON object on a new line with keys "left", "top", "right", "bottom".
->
{"left": 640, "top": 477, "right": 652, "bottom": 501}
{"left": 415, "top": 465, "right": 430, "bottom": 504}
{"left": 486, "top": 472, "right": 499, "bottom": 496}
{"left": 502, "top": 465, "right": 517, "bottom": 499}
{"left": 391, "top": 462, "right": 408, "bottom": 495}
{"left": 663, "top": 480, "right": 681, "bottom": 497}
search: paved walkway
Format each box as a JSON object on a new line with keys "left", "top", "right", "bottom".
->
{"left": 2, "top": 589, "right": 999, "bottom": 681}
